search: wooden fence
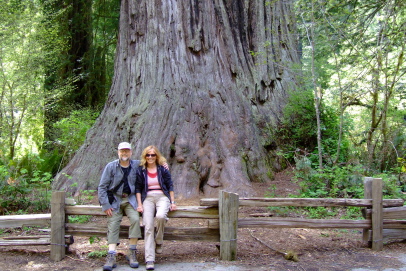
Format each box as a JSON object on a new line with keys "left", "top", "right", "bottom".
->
{"left": 0, "top": 177, "right": 405, "bottom": 262}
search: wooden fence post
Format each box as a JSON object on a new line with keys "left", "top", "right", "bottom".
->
{"left": 371, "top": 178, "right": 383, "bottom": 251}
{"left": 51, "top": 191, "right": 66, "bottom": 261}
{"left": 363, "top": 177, "right": 373, "bottom": 246}
{"left": 219, "top": 191, "right": 239, "bottom": 261}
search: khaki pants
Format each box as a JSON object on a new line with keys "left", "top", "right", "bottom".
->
{"left": 143, "top": 193, "right": 170, "bottom": 262}
{"left": 107, "top": 197, "right": 141, "bottom": 244}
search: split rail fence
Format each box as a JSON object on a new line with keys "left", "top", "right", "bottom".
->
{"left": 0, "top": 177, "right": 405, "bottom": 262}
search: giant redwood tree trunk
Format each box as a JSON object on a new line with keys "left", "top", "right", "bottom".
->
{"left": 53, "top": 0, "right": 300, "bottom": 198}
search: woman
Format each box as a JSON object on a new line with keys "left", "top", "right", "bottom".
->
{"left": 135, "top": 145, "right": 176, "bottom": 271}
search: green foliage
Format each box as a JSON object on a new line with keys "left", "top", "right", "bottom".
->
{"left": 88, "top": 249, "right": 108, "bottom": 258}
{"left": 68, "top": 215, "right": 92, "bottom": 224}
{"left": 52, "top": 109, "right": 98, "bottom": 166}
{"left": 0, "top": 0, "right": 46, "bottom": 159}
{"left": 75, "top": 188, "right": 96, "bottom": 205}
{"left": 267, "top": 206, "right": 293, "bottom": 217}
{"left": 53, "top": 109, "right": 98, "bottom": 152}
{"left": 89, "top": 236, "right": 101, "bottom": 245}
{"left": 294, "top": 153, "right": 404, "bottom": 200}
{"left": 264, "top": 184, "right": 277, "bottom": 197}
{"left": 292, "top": 205, "right": 363, "bottom": 220}
{"left": 285, "top": 157, "right": 405, "bottom": 219}
{"left": 0, "top": 0, "right": 115, "bottom": 162}
{"left": 340, "top": 207, "right": 363, "bottom": 220}
{"left": 373, "top": 172, "right": 405, "bottom": 199}
{"left": 36, "top": 149, "right": 64, "bottom": 177}
{"left": 0, "top": 174, "right": 51, "bottom": 215}
{"left": 274, "top": 90, "right": 317, "bottom": 152}
{"left": 0, "top": 153, "right": 53, "bottom": 214}
{"left": 294, "top": 0, "right": 406, "bottom": 172}
{"left": 302, "top": 207, "right": 337, "bottom": 219}
{"left": 43, "top": 0, "right": 119, "bottom": 148}
{"left": 399, "top": 157, "right": 406, "bottom": 173}
{"left": 16, "top": 153, "right": 55, "bottom": 181}
{"left": 295, "top": 164, "right": 365, "bottom": 199}
{"left": 273, "top": 89, "right": 351, "bottom": 165}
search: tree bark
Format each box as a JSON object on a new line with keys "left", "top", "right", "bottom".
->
{"left": 53, "top": 0, "right": 300, "bottom": 198}
{"left": 307, "top": 1, "right": 323, "bottom": 169}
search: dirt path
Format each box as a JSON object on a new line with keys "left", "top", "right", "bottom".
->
{"left": 1, "top": 237, "right": 405, "bottom": 271}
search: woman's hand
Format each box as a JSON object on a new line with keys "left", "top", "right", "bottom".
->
{"left": 170, "top": 203, "right": 177, "bottom": 211}
{"left": 137, "top": 205, "right": 143, "bottom": 213}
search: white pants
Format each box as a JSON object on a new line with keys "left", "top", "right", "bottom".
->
{"left": 143, "top": 193, "right": 170, "bottom": 262}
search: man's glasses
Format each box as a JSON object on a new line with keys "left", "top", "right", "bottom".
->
{"left": 146, "top": 154, "right": 156, "bottom": 157}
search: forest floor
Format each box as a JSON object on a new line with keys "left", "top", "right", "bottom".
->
{"left": 1, "top": 169, "right": 406, "bottom": 271}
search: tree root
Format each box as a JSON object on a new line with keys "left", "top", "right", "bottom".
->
{"left": 249, "top": 229, "right": 299, "bottom": 262}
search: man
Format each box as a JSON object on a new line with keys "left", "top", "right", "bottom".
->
{"left": 98, "top": 142, "right": 141, "bottom": 270}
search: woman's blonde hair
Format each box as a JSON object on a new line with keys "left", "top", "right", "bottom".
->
{"left": 139, "top": 145, "right": 167, "bottom": 168}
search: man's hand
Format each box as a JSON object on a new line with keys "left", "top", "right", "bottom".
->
{"left": 104, "top": 208, "right": 113, "bottom": 217}
{"left": 137, "top": 205, "right": 144, "bottom": 213}
{"left": 163, "top": 162, "right": 169, "bottom": 170}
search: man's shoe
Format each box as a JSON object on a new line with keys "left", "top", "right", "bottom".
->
{"left": 146, "top": 261, "right": 155, "bottom": 270}
{"left": 103, "top": 252, "right": 117, "bottom": 271}
{"left": 128, "top": 248, "right": 139, "bottom": 268}
{"left": 155, "top": 244, "right": 163, "bottom": 254}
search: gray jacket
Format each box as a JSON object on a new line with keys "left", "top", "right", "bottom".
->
{"left": 98, "top": 159, "right": 140, "bottom": 212}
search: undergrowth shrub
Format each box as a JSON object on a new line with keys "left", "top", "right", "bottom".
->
{"left": 0, "top": 154, "right": 52, "bottom": 215}
{"left": 295, "top": 162, "right": 365, "bottom": 199}
{"left": 0, "top": 108, "right": 99, "bottom": 215}
{"left": 272, "top": 89, "right": 351, "bottom": 165}
{"left": 0, "top": 173, "right": 52, "bottom": 214}
{"left": 88, "top": 249, "right": 107, "bottom": 258}
{"left": 52, "top": 108, "right": 98, "bottom": 166}
{"left": 268, "top": 157, "right": 405, "bottom": 219}
{"left": 68, "top": 215, "right": 92, "bottom": 223}
{"left": 294, "top": 160, "right": 404, "bottom": 200}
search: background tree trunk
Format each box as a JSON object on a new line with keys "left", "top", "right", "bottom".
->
{"left": 53, "top": 0, "right": 300, "bottom": 198}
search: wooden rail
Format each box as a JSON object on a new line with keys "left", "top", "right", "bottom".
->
{"left": 64, "top": 223, "right": 220, "bottom": 241}
{"left": 65, "top": 205, "right": 219, "bottom": 218}
{"left": 0, "top": 214, "right": 51, "bottom": 228}
{"left": 0, "top": 177, "right": 405, "bottom": 262}
{"left": 363, "top": 206, "right": 406, "bottom": 219}
{"left": 201, "top": 197, "right": 404, "bottom": 207}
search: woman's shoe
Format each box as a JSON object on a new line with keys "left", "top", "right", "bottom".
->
{"left": 146, "top": 261, "right": 155, "bottom": 270}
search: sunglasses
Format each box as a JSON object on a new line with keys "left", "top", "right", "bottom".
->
{"left": 146, "top": 154, "right": 156, "bottom": 158}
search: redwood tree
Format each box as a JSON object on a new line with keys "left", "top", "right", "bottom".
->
{"left": 53, "top": 0, "right": 300, "bottom": 198}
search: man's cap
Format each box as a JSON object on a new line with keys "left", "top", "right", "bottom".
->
{"left": 118, "top": 142, "right": 132, "bottom": 150}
